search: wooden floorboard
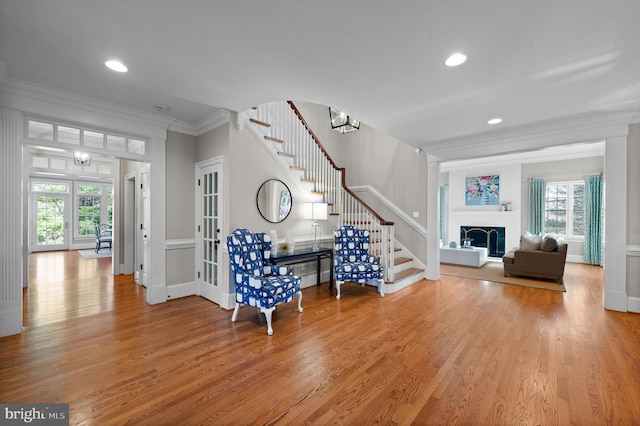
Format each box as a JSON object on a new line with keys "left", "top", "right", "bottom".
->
{"left": 1, "top": 251, "right": 640, "bottom": 425}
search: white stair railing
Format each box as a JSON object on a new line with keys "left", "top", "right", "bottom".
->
{"left": 249, "top": 101, "right": 395, "bottom": 282}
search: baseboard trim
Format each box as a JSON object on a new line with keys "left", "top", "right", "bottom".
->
{"left": 0, "top": 307, "right": 22, "bottom": 337}
{"left": 604, "top": 290, "right": 628, "bottom": 312}
{"left": 147, "top": 284, "right": 167, "bottom": 304}
{"left": 166, "top": 281, "right": 196, "bottom": 300}
{"left": 566, "top": 254, "right": 584, "bottom": 263}
{"left": 628, "top": 296, "right": 640, "bottom": 313}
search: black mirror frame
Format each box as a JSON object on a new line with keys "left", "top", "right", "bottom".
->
{"left": 256, "top": 179, "right": 292, "bottom": 223}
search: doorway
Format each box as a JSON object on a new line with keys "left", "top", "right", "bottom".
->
{"left": 196, "top": 158, "right": 223, "bottom": 305}
{"left": 30, "top": 181, "right": 71, "bottom": 252}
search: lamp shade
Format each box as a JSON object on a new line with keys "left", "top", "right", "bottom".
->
{"left": 303, "top": 202, "right": 328, "bottom": 220}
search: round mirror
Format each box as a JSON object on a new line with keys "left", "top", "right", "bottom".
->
{"left": 256, "top": 179, "right": 292, "bottom": 223}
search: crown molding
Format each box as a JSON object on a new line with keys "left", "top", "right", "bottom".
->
{"left": 423, "top": 109, "right": 637, "bottom": 162}
{"left": 195, "top": 109, "right": 230, "bottom": 135}
{"left": 441, "top": 141, "right": 605, "bottom": 170}
{"left": 169, "top": 109, "right": 230, "bottom": 136}
{"left": 0, "top": 74, "right": 176, "bottom": 139}
{"left": 167, "top": 120, "right": 198, "bottom": 136}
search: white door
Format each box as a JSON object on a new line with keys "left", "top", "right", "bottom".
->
{"left": 196, "top": 160, "right": 223, "bottom": 304}
{"left": 31, "top": 189, "right": 70, "bottom": 252}
{"left": 137, "top": 167, "right": 150, "bottom": 287}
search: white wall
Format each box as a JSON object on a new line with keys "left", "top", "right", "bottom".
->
{"left": 444, "top": 163, "right": 521, "bottom": 252}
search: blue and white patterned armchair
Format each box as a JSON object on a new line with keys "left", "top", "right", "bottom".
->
{"left": 227, "top": 228, "right": 302, "bottom": 335}
{"left": 334, "top": 225, "right": 384, "bottom": 300}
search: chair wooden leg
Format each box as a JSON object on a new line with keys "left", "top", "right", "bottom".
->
{"left": 231, "top": 302, "right": 240, "bottom": 322}
{"left": 336, "top": 280, "right": 343, "bottom": 300}
{"left": 297, "top": 291, "right": 303, "bottom": 312}
{"left": 261, "top": 307, "right": 275, "bottom": 335}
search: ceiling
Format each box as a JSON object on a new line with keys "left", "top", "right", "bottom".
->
{"left": 1, "top": 0, "right": 639, "bottom": 153}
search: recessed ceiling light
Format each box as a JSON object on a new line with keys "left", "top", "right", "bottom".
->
{"left": 445, "top": 53, "right": 467, "bottom": 67}
{"left": 105, "top": 60, "right": 128, "bottom": 73}
{"left": 488, "top": 118, "right": 502, "bottom": 125}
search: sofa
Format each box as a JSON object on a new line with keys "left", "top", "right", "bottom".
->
{"left": 502, "top": 235, "right": 567, "bottom": 283}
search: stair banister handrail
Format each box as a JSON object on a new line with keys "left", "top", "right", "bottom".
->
{"left": 288, "top": 101, "right": 394, "bottom": 227}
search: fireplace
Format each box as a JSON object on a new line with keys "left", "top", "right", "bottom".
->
{"left": 460, "top": 226, "right": 505, "bottom": 257}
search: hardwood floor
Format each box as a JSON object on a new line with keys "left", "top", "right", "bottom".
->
{"left": 2, "top": 251, "right": 640, "bottom": 425}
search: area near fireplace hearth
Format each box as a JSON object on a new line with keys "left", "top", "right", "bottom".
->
{"left": 441, "top": 163, "right": 521, "bottom": 258}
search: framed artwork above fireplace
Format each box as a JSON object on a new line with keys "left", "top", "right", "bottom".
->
{"left": 465, "top": 175, "right": 500, "bottom": 205}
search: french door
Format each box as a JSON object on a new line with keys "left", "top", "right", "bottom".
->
{"left": 196, "top": 158, "right": 223, "bottom": 305}
{"left": 31, "top": 181, "right": 70, "bottom": 252}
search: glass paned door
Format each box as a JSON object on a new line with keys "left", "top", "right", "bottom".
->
{"left": 31, "top": 183, "right": 69, "bottom": 251}
{"left": 197, "top": 160, "right": 222, "bottom": 305}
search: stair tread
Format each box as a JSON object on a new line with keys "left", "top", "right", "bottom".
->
{"left": 301, "top": 179, "right": 315, "bottom": 184}
{"left": 290, "top": 166, "right": 306, "bottom": 172}
{"left": 250, "top": 118, "right": 272, "bottom": 127}
{"left": 394, "top": 257, "right": 412, "bottom": 266}
{"left": 265, "top": 135, "right": 284, "bottom": 143}
{"left": 388, "top": 267, "right": 424, "bottom": 282}
{"left": 278, "top": 151, "right": 294, "bottom": 158}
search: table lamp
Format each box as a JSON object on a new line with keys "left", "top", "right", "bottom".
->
{"left": 303, "top": 202, "right": 328, "bottom": 251}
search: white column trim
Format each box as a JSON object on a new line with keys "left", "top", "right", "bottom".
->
{"left": 147, "top": 136, "right": 168, "bottom": 304}
{"left": 603, "top": 136, "right": 627, "bottom": 311}
{"left": 426, "top": 155, "right": 440, "bottom": 280}
{"left": 0, "top": 108, "right": 24, "bottom": 337}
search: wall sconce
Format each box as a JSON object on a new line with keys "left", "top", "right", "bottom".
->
{"left": 303, "top": 202, "right": 328, "bottom": 251}
{"left": 329, "top": 107, "right": 360, "bottom": 134}
{"left": 73, "top": 151, "right": 92, "bottom": 166}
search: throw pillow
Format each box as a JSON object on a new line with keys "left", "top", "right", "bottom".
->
{"left": 540, "top": 236, "right": 558, "bottom": 252}
{"left": 521, "top": 234, "right": 541, "bottom": 250}
{"left": 525, "top": 231, "right": 541, "bottom": 240}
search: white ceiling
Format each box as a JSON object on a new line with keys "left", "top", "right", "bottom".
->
{"left": 1, "top": 0, "right": 639, "bottom": 153}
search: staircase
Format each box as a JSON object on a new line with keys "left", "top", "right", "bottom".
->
{"left": 241, "top": 101, "right": 424, "bottom": 294}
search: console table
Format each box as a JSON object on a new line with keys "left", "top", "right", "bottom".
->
{"left": 270, "top": 247, "right": 334, "bottom": 288}
{"left": 440, "top": 246, "right": 488, "bottom": 268}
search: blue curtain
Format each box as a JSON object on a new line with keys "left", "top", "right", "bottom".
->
{"left": 439, "top": 184, "right": 447, "bottom": 246}
{"left": 584, "top": 174, "right": 603, "bottom": 265}
{"left": 528, "top": 178, "right": 546, "bottom": 234}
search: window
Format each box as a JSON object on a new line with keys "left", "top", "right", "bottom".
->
{"left": 77, "top": 185, "right": 102, "bottom": 236}
{"left": 75, "top": 183, "right": 113, "bottom": 238}
{"left": 545, "top": 181, "right": 585, "bottom": 239}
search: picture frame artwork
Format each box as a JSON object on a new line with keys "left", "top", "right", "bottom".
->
{"left": 465, "top": 175, "right": 500, "bottom": 205}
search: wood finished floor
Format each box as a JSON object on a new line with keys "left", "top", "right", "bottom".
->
{"left": 1, "top": 251, "right": 640, "bottom": 425}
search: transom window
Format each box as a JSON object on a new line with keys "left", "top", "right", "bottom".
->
{"left": 32, "top": 182, "right": 69, "bottom": 193}
{"left": 545, "top": 181, "right": 585, "bottom": 239}
{"left": 26, "top": 119, "right": 148, "bottom": 158}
